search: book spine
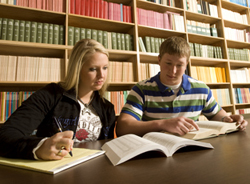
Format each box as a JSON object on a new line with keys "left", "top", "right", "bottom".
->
{"left": 36, "top": 22, "right": 43, "bottom": 43}
{"left": 42, "top": 23, "right": 49, "bottom": 44}
{"left": 97, "top": 30, "right": 103, "bottom": 45}
{"left": 80, "top": 27, "right": 86, "bottom": 40}
{"left": 59, "top": 25, "right": 64, "bottom": 45}
{"left": 68, "top": 26, "right": 74, "bottom": 46}
{"left": 18, "top": 20, "right": 25, "bottom": 42}
{"left": 74, "top": 27, "right": 80, "bottom": 45}
{"left": 111, "top": 32, "right": 117, "bottom": 50}
{"left": 85, "top": 28, "right": 91, "bottom": 39}
{"left": 91, "top": 29, "right": 97, "bottom": 41}
{"left": 13, "top": 19, "right": 19, "bottom": 41}
{"left": 1, "top": 18, "right": 8, "bottom": 40}
{"left": 24, "top": 21, "right": 31, "bottom": 42}
{"left": 48, "top": 23, "right": 54, "bottom": 44}
{"left": 30, "top": 21, "right": 37, "bottom": 43}
{"left": 7, "top": 19, "right": 14, "bottom": 41}
{"left": 103, "top": 31, "right": 108, "bottom": 49}
{"left": 53, "top": 24, "right": 59, "bottom": 44}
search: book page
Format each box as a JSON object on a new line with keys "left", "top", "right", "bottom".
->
{"left": 0, "top": 148, "right": 104, "bottom": 174}
{"left": 197, "top": 121, "right": 238, "bottom": 134}
{"left": 101, "top": 134, "right": 169, "bottom": 166}
{"left": 143, "top": 132, "right": 213, "bottom": 156}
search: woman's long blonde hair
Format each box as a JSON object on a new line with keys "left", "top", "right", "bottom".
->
{"left": 60, "top": 39, "right": 109, "bottom": 98}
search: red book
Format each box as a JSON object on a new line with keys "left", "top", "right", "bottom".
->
{"left": 108, "top": 2, "right": 113, "bottom": 20}
{"left": 42, "top": 0, "right": 46, "bottom": 10}
{"left": 59, "top": 0, "right": 64, "bottom": 12}
{"left": 94, "top": 0, "right": 100, "bottom": 18}
{"left": 90, "top": 0, "right": 95, "bottom": 17}
{"left": 163, "top": 12, "right": 170, "bottom": 29}
{"left": 80, "top": 0, "right": 85, "bottom": 15}
{"left": 123, "top": 5, "right": 127, "bottom": 22}
{"left": 99, "top": 0, "right": 104, "bottom": 18}
{"left": 85, "top": 0, "right": 90, "bottom": 16}
{"left": 127, "top": 6, "right": 132, "bottom": 23}
{"left": 53, "top": 0, "right": 57, "bottom": 12}
{"left": 103, "top": 1, "right": 108, "bottom": 19}
{"left": 37, "top": 0, "right": 42, "bottom": 9}
{"left": 70, "top": 0, "right": 75, "bottom": 14}
{"left": 75, "top": 0, "right": 81, "bottom": 14}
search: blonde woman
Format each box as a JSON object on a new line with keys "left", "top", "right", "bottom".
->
{"left": 0, "top": 39, "right": 116, "bottom": 160}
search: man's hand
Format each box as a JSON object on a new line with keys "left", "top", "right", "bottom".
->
{"left": 160, "top": 116, "right": 199, "bottom": 135}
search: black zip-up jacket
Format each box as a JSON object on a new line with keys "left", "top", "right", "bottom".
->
{"left": 0, "top": 83, "right": 116, "bottom": 159}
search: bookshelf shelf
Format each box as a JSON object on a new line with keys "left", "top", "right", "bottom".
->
{"left": 0, "top": 4, "right": 66, "bottom": 24}
{"left": 221, "top": 0, "right": 248, "bottom": 12}
{"left": 68, "top": 15, "right": 135, "bottom": 33}
{"left": 224, "top": 20, "right": 250, "bottom": 29}
{"left": 1, "top": 0, "right": 250, "bottom": 121}
{"left": 185, "top": 11, "right": 221, "bottom": 23}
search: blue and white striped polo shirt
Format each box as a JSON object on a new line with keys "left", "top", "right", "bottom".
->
{"left": 121, "top": 73, "right": 221, "bottom": 121}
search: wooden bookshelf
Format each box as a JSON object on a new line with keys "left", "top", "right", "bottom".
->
{"left": 1, "top": 0, "right": 250, "bottom": 123}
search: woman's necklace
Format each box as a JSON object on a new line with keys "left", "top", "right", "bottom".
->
{"left": 78, "top": 93, "right": 94, "bottom": 115}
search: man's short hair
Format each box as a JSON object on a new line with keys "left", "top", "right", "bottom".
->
{"left": 159, "top": 36, "right": 190, "bottom": 61}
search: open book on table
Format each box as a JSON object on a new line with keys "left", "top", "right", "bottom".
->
{"left": 177, "top": 121, "right": 239, "bottom": 140}
{"left": 101, "top": 132, "right": 213, "bottom": 166}
{"left": 0, "top": 148, "right": 104, "bottom": 174}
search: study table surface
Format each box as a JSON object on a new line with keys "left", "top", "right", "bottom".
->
{"left": 1, "top": 127, "right": 250, "bottom": 184}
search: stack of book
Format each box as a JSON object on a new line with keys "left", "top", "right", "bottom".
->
{"left": 0, "top": 18, "right": 65, "bottom": 44}
{"left": 69, "top": 0, "right": 132, "bottom": 23}
{"left": 137, "top": 8, "right": 185, "bottom": 32}
{"left": 0, "top": 91, "right": 34, "bottom": 122}
{"left": 67, "top": 26, "right": 133, "bottom": 50}
{"left": 0, "top": 55, "right": 64, "bottom": 82}
{"left": 108, "top": 61, "right": 134, "bottom": 83}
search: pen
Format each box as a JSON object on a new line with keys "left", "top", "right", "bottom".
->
{"left": 53, "top": 117, "right": 73, "bottom": 157}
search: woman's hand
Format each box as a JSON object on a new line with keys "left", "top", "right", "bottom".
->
{"left": 35, "top": 130, "right": 74, "bottom": 160}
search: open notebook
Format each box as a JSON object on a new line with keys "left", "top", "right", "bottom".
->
{"left": 0, "top": 148, "right": 104, "bottom": 174}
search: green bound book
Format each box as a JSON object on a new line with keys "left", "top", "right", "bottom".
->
{"left": 13, "top": 19, "right": 19, "bottom": 41}
{"left": 155, "top": 37, "right": 159, "bottom": 53}
{"left": 186, "top": 24, "right": 192, "bottom": 33}
{"left": 111, "top": 32, "right": 117, "bottom": 50}
{"left": 59, "top": 25, "right": 64, "bottom": 45}
{"left": 36, "top": 22, "right": 43, "bottom": 43}
{"left": 121, "top": 33, "right": 125, "bottom": 50}
{"left": 80, "top": 28, "right": 85, "bottom": 40}
{"left": 19, "top": 20, "right": 25, "bottom": 42}
{"left": 7, "top": 19, "right": 14, "bottom": 40}
{"left": 85, "top": 29, "right": 91, "bottom": 39}
{"left": 24, "top": 21, "right": 31, "bottom": 42}
{"left": 150, "top": 37, "right": 155, "bottom": 53}
{"left": 1, "top": 18, "right": 8, "bottom": 40}
{"left": 97, "top": 30, "right": 103, "bottom": 45}
{"left": 143, "top": 36, "right": 151, "bottom": 53}
{"left": 30, "top": 21, "right": 37, "bottom": 42}
{"left": 53, "top": 24, "right": 59, "bottom": 44}
{"left": 67, "top": 26, "right": 74, "bottom": 46}
{"left": 0, "top": 18, "right": 2, "bottom": 39}
{"left": 74, "top": 27, "right": 80, "bottom": 45}
{"left": 125, "top": 34, "right": 130, "bottom": 51}
{"left": 91, "top": 29, "right": 97, "bottom": 41}
{"left": 117, "top": 33, "right": 121, "bottom": 50}
{"left": 42, "top": 23, "right": 49, "bottom": 43}
{"left": 103, "top": 31, "right": 108, "bottom": 49}
{"left": 48, "top": 24, "right": 54, "bottom": 44}
{"left": 210, "top": 27, "right": 218, "bottom": 37}
{"left": 129, "top": 35, "right": 133, "bottom": 51}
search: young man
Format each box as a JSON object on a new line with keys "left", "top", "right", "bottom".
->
{"left": 116, "top": 36, "right": 248, "bottom": 137}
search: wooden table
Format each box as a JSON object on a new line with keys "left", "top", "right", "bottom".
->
{"left": 1, "top": 127, "right": 250, "bottom": 184}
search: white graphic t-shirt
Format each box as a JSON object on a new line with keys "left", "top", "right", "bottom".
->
{"left": 74, "top": 100, "right": 102, "bottom": 142}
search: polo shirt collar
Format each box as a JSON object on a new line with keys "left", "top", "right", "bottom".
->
{"left": 155, "top": 72, "right": 191, "bottom": 92}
